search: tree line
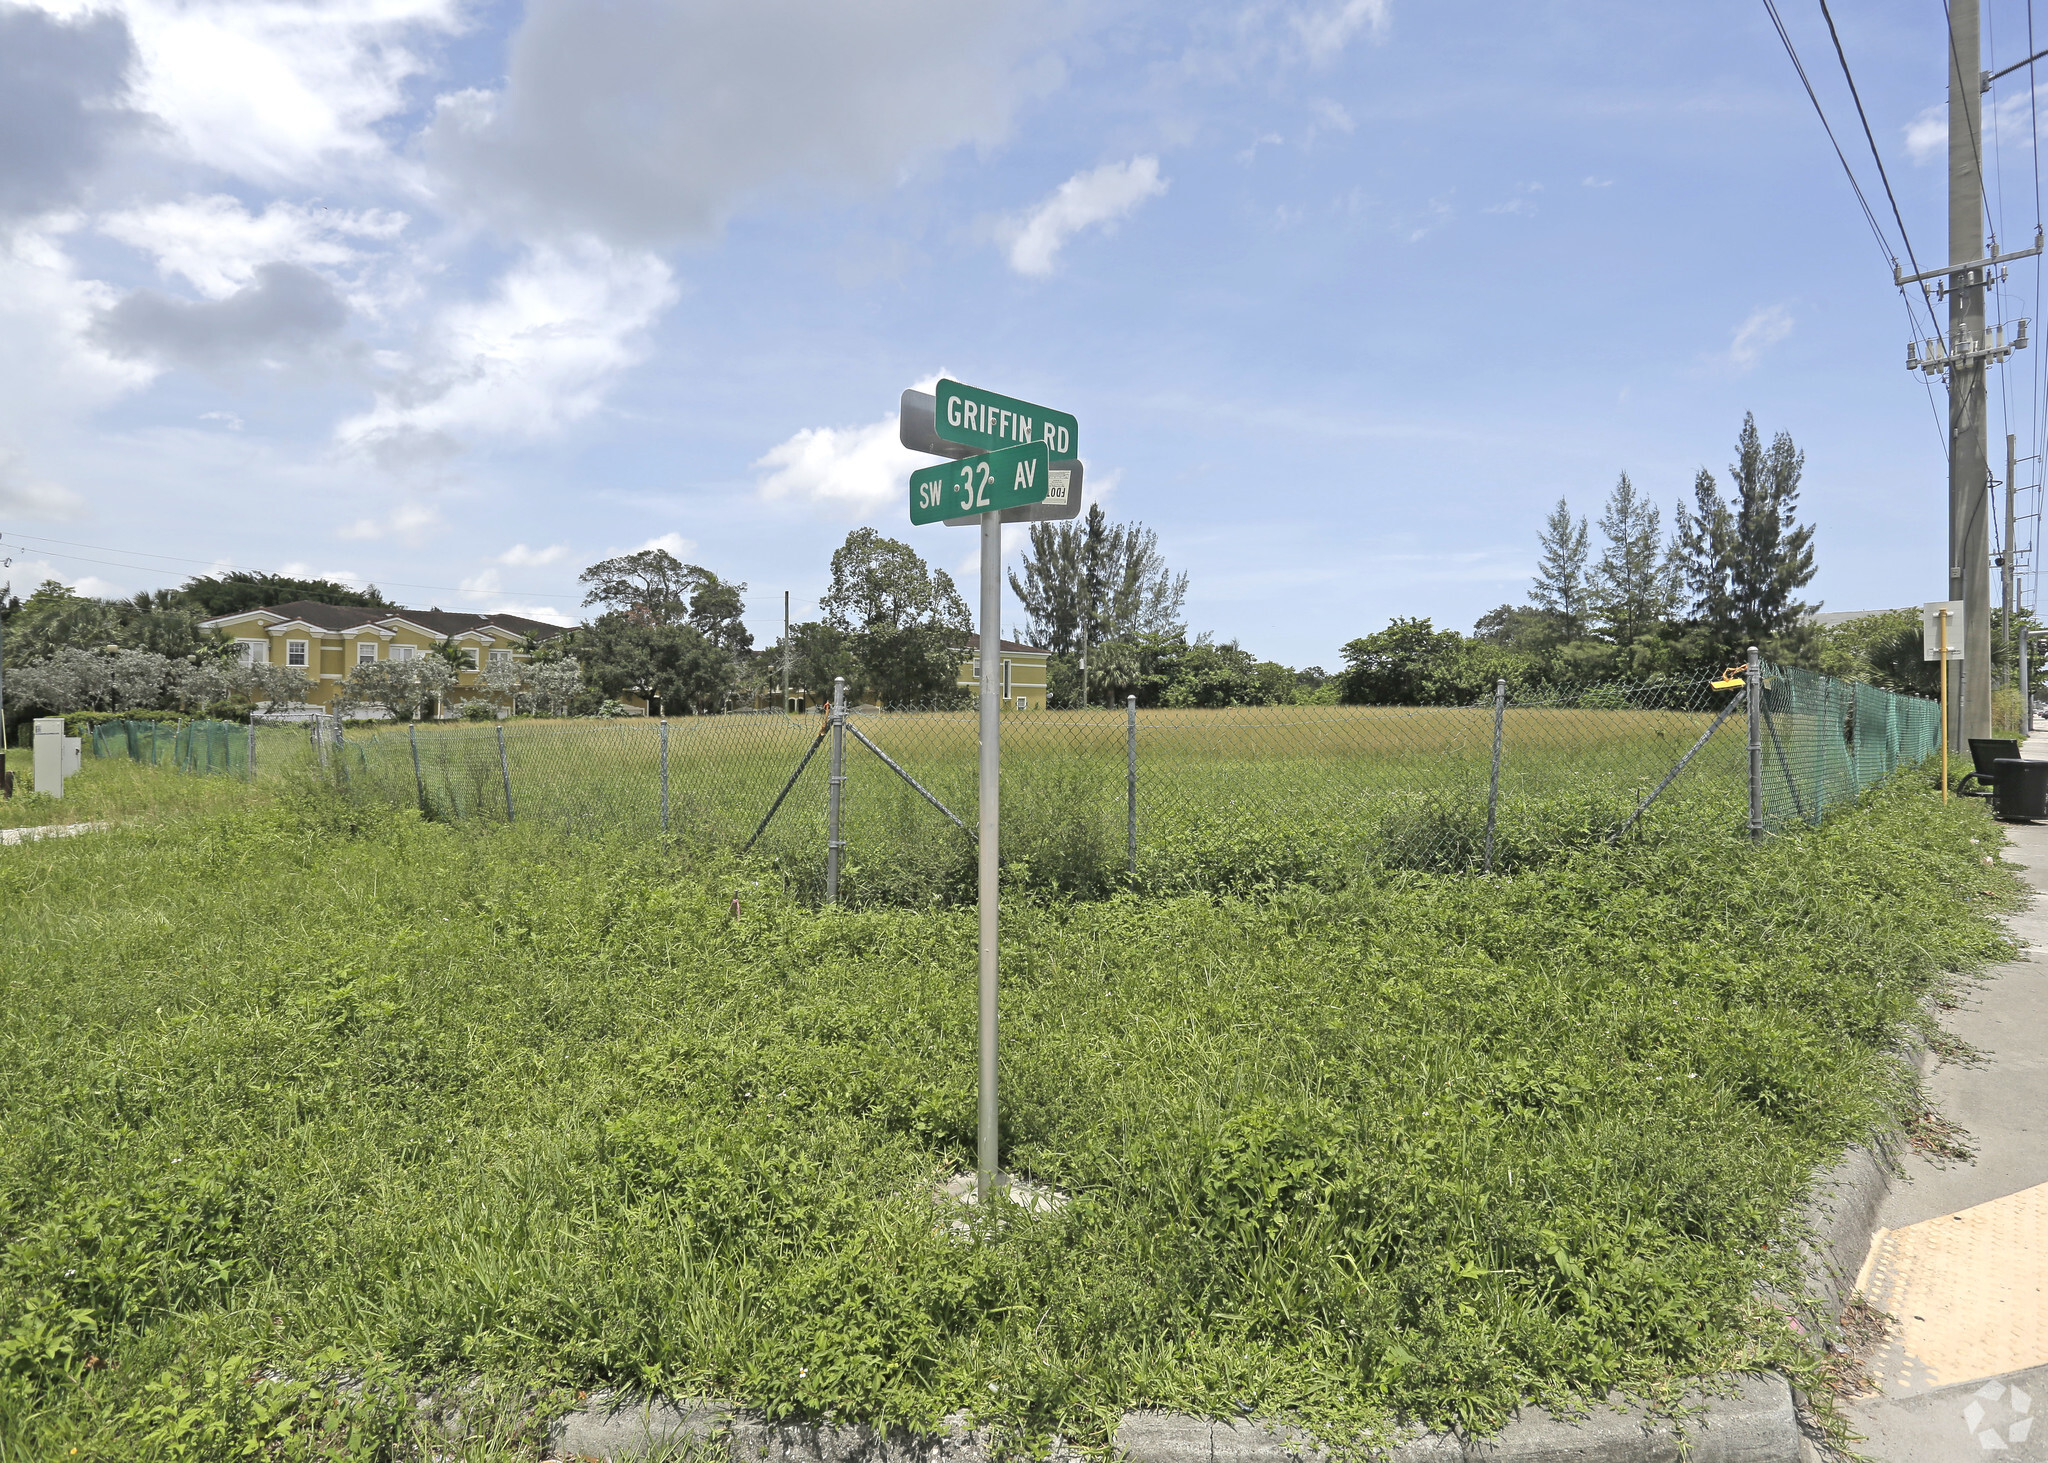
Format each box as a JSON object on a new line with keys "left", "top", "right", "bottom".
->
{"left": 1335, "top": 413, "right": 1851, "bottom": 703}
{"left": 570, "top": 513, "right": 1338, "bottom": 713}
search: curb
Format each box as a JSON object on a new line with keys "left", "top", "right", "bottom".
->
{"left": 547, "top": 1049, "right": 1937, "bottom": 1463}
{"left": 549, "top": 1376, "right": 1797, "bottom": 1463}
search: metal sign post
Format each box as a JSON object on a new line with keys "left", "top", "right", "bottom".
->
{"left": 1925, "top": 601, "right": 1965, "bottom": 800}
{"left": 900, "top": 378, "right": 1080, "bottom": 1210}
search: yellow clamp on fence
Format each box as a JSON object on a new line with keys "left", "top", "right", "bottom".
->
{"left": 1710, "top": 667, "right": 1746, "bottom": 691}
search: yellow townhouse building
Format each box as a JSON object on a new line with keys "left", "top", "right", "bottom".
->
{"left": 197, "top": 600, "right": 569, "bottom": 714}
{"left": 956, "top": 634, "right": 1049, "bottom": 711}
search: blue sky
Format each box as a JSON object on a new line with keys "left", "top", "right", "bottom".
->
{"left": 0, "top": 0, "right": 2038, "bottom": 669}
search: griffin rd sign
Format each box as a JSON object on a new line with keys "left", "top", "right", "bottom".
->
{"left": 934, "top": 379, "right": 1078, "bottom": 458}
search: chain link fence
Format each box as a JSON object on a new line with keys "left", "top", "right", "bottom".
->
{"left": 84, "top": 665, "right": 1941, "bottom": 903}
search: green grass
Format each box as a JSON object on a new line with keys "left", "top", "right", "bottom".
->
{"left": 307, "top": 703, "right": 1887, "bottom": 904}
{"left": 0, "top": 753, "right": 2017, "bottom": 1460}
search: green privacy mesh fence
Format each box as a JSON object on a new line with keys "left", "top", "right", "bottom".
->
{"left": 90, "top": 718, "right": 254, "bottom": 777}
{"left": 222, "top": 663, "right": 1940, "bottom": 905}
{"left": 1757, "top": 665, "right": 1944, "bottom": 827}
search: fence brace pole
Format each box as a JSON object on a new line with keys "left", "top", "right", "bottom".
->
{"left": 658, "top": 718, "right": 670, "bottom": 833}
{"left": 846, "top": 721, "right": 972, "bottom": 835}
{"left": 246, "top": 720, "right": 256, "bottom": 780}
{"left": 826, "top": 677, "right": 846, "bottom": 904}
{"left": 744, "top": 722, "right": 830, "bottom": 853}
{"left": 498, "top": 723, "right": 515, "bottom": 822}
{"left": 1746, "top": 646, "right": 1764, "bottom": 841}
{"left": 1126, "top": 695, "right": 1138, "bottom": 876}
{"left": 1608, "top": 688, "right": 1748, "bottom": 844}
{"left": 409, "top": 722, "right": 426, "bottom": 816}
{"left": 1484, "top": 677, "right": 1506, "bottom": 874}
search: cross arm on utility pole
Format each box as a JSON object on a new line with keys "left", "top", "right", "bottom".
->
{"left": 1895, "top": 229, "right": 2046, "bottom": 286}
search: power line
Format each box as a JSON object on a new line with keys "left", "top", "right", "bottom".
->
{"left": 1813, "top": 0, "right": 1944, "bottom": 336}
{"left": 1759, "top": 0, "right": 1909, "bottom": 272}
{"left": 0, "top": 530, "right": 580, "bottom": 604}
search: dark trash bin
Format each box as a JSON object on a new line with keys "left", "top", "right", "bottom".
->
{"left": 1992, "top": 758, "right": 2048, "bottom": 821}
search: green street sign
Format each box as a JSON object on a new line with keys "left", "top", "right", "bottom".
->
{"left": 934, "top": 378, "right": 1077, "bottom": 458}
{"left": 910, "top": 441, "right": 1051, "bottom": 525}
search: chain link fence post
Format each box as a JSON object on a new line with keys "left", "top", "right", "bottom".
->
{"left": 409, "top": 722, "right": 427, "bottom": 816}
{"left": 826, "top": 677, "right": 846, "bottom": 904}
{"left": 1746, "top": 646, "right": 1763, "bottom": 841}
{"left": 246, "top": 721, "right": 256, "bottom": 779}
{"left": 498, "top": 723, "right": 515, "bottom": 822}
{"left": 1126, "top": 695, "right": 1138, "bottom": 876}
{"left": 659, "top": 718, "right": 670, "bottom": 832}
{"left": 1484, "top": 677, "right": 1506, "bottom": 873}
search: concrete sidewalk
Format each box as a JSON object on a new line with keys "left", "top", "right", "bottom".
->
{"left": 1840, "top": 806, "right": 2048, "bottom": 1461}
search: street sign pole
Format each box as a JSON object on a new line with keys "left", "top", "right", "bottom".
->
{"left": 900, "top": 378, "right": 1079, "bottom": 1213}
{"left": 976, "top": 512, "right": 1001, "bottom": 1206}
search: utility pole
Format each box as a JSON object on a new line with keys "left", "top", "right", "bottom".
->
{"left": 1950, "top": 0, "right": 1992, "bottom": 746}
{"left": 1905, "top": 0, "right": 2038, "bottom": 744}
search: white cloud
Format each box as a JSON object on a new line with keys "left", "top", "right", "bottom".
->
{"left": 99, "top": 195, "right": 406, "bottom": 299}
{"left": 0, "top": 447, "right": 86, "bottom": 520}
{"left": 0, "top": 223, "right": 157, "bottom": 436}
{"left": 1905, "top": 105, "right": 1946, "bottom": 165}
{"left": 635, "top": 532, "right": 696, "bottom": 559}
{"left": 481, "top": 600, "right": 576, "bottom": 627}
{"left": 1292, "top": 0, "right": 1390, "bottom": 63}
{"left": 199, "top": 410, "right": 243, "bottom": 430}
{"left": 424, "top": 0, "right": 1047, "bottom": 246}
{"left": 1004, "top": 157, "right": 1168, "bottom": 277}
{"left": 1582, "top": 176, "right": 1614, "bottom": 188}
{"left": 3, "top": 554, "right": 121, "bottom": 597}
{"left": 61, "top": 0, "right": 467, "bottom": 184}
{"left": 1308, "top": 98, "right": 1355, "bottom": 134}
{"left": 1483, "top": 182, "right": 1543, "bottom": 216}
{"left": 336, "top": 501, "right": 441, "bottom": 542}
{"left": 496, "top": 542, "right": 570, "bottom": 567}
{"left": 336, "top": 239, "right": 677, "bottom": 465}
{"left": 1728, "top": 304, "right": 1793, "bottom": 369}
{"left": 755, "top": 414, "right": 923, "bottom": 515}
{"left": 275, "top": 561, "right": 363, "bottom": 585}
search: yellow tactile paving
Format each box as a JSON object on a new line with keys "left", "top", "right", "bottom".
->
{"left": 1856, "top": 1181, "right": 2048, "bottom": 1397}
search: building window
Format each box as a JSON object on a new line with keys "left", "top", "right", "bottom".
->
{"left": 1016, "top": 697, "right": 1027, "bottom": 712}
{"left": 285, "top": 640, "right": 308, "bottom": 668}
{"left": 970, "top": 656, "right": 980, "bottom": 682}
{"left": 234, "top": 639, "right": 264, "bottom": 665}
{"left": 391, "top": 644, "right": 417, "bottom": 663}
{"left": 487, "top": 649, "right": 512, "bottom": 671}
{"left": 357, "top": 640, "right": 377, "bottom": 664}
{"left": 462, "top": 647, "right": 479, "bottom": 671}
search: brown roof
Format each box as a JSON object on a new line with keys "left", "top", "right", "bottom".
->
{"left": 960, "top": 634, "right": 1048, "bottom": 655}
{"left": 205, "top": 600, "right": 569, "bottom": 639}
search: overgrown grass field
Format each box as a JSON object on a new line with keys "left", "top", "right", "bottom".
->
{"left": 319, "top": 705, "right": 1773, "bottom": 903}
{"left": 0, "top": 750, "right": 2017, "bottom": 1459}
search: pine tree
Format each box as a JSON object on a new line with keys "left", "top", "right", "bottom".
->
{"left": 1530, "top": 497, "right": 1591, "bottom": 639}
{"left": 1588, "top": 472, "right": 1673, "bottom": 646}
{"left": 1726, "top": 413, "right": 1818, "bottom": 643}
{"left": 1672, "top": 467, "right": 1736, "bottom": 650}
